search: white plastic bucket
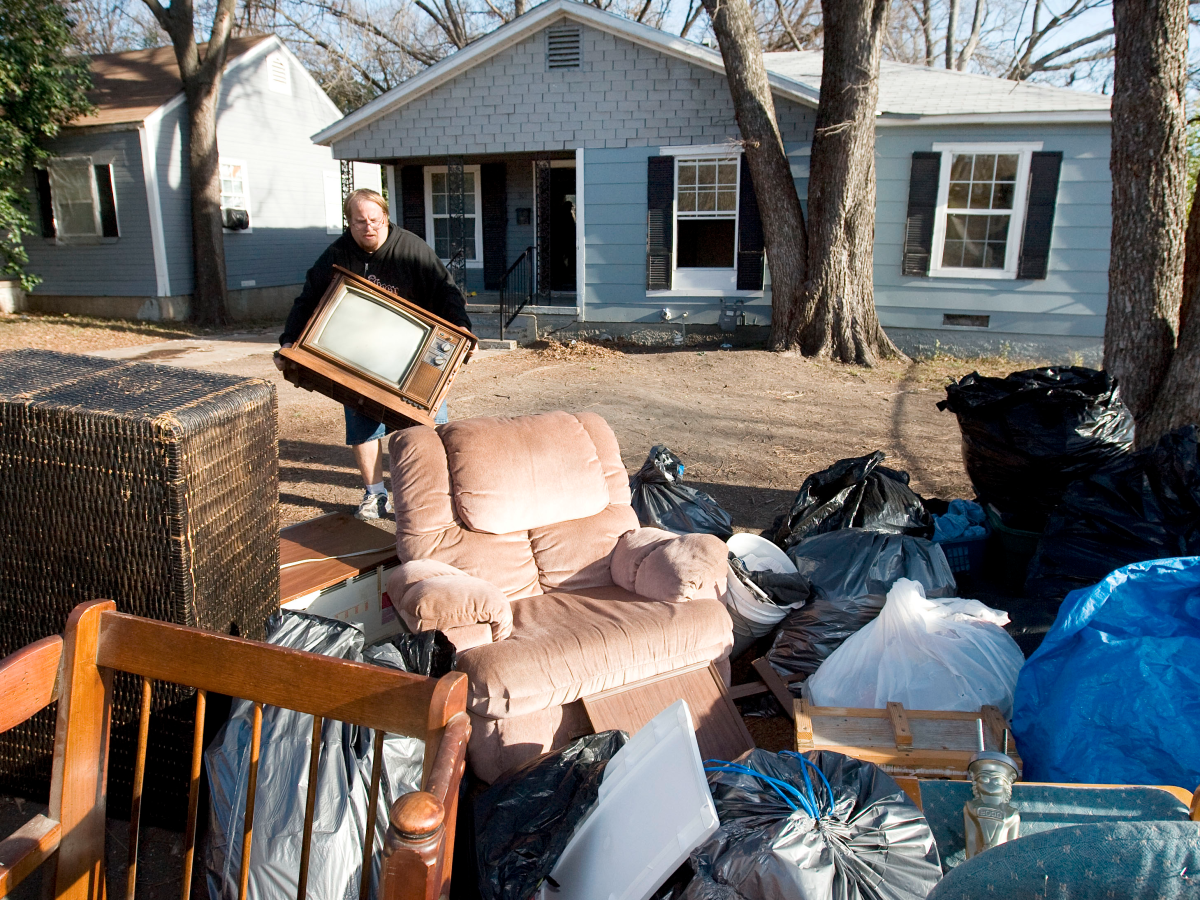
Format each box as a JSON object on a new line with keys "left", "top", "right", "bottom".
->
{"left": 722, "top": 535, "right": 801, "bottom": 652}
{"left": 727, "top": 533, "right": 797, "bottom": 575}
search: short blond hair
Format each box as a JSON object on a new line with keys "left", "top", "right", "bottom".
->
{"left": 343, "top": 188, "right": 389, "bottom": 222}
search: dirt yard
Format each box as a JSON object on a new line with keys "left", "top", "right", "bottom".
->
{"left": 0, "top": 313, "right": 1027, "bottom": 529}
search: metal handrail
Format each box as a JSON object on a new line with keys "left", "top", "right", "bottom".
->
{"left": 498, "top": 246, "right": 535, "bottom": 341}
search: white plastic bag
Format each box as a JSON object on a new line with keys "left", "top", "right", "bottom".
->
{"left": 806, "top": 578, "right": 1025, "bottom": 717}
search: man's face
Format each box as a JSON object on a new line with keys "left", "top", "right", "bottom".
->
{"left": 349, "top": 199, "right": 389, "bottom": 252}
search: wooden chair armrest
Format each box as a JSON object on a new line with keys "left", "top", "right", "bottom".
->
{"left": 0, "top": 635, "right": 63, "bottom": 733}
{"left": 0, "top": 814, "right": 62, "bottom": 897}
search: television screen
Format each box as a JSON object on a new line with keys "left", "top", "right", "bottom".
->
{"left": 311, "top": 285, "right": 431, "bottom": 386}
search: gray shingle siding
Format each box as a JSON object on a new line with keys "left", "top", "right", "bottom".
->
{"left": 24, "top": 129, "right": 158, "bottom": 296}
{"left": 331, "top": 24, "right": 815, "bottom": 160}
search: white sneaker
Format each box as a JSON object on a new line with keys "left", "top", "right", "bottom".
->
{"left": 355, "top": 490, "right": 388, "bottom": 521}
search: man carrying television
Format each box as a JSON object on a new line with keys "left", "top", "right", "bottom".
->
{"left": 275, "top": 188, "right": 471, "bottom": 521}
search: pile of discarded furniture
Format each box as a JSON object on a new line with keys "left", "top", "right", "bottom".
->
{"left": 2, "top": 351, "right": 1200, "bottom": 900}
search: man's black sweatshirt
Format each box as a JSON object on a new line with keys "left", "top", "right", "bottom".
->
{"left": 280, "top": 227, "right": 471, "bottom": 345}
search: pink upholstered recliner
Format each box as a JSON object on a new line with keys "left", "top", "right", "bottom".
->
{"left": 386, "top": 411, "right": 734, "bottom": 782}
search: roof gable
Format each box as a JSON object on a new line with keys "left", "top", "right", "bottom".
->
{"left": 72, "top": 35, "right": 273, "bottom": 128}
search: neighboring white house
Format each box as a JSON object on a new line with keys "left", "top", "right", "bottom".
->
{"left": 314, "top": 0, "right": 1112, "bottom": 360}
{"left": 23, "top": 35, "right": 380, "bottom": 322}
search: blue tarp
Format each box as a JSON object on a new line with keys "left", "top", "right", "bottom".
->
{"left": 1012, "top": 557, "right": 1200, "bottom": 790}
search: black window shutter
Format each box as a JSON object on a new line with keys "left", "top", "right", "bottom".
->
{"left": 903, "top": 152, "right": 941, "bottom": 276}
{"left": 736, "top": 155, "right": 764, "bottom": 290}
{"left": 1017, "top": 151, "right": 1063, "bottom": 280}
{"left": 400, "top": 165, "right": 425, "bottom": 239}
{"left": 95, "top": 165, "right": 119, "bottom": 237}
{"left": 646, "top": 156, "right": 673, "bottom": 290}
{"left": 482, "top": 162, "right": 507, "bottom": 290}
{"left": 34, "top": 169, "right": 54, "bottom": 238}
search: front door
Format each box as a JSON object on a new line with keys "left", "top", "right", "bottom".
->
{"left": 536, "top": 163, "right": 577, "bottom": 296}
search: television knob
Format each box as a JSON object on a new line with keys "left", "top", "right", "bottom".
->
{"left": 434, "top": 356, "right": 446, "bottom": 366}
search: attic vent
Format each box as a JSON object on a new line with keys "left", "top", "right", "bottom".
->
{"left": 547, "top": 26, "right": 582, "bottom": 69}
{"left": 268, "top": 53, "right": 291, "bottom": 94}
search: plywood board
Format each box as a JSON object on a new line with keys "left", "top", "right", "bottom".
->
{"left": 584, "top": 663, "right": 755, "bottom": 764}
{"left": 279, "top": 513, "right": 398, "bottom": 604}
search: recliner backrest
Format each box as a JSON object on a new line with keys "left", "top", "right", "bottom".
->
{"left": 390, "top": 412, "right": 640, "bottom": 598}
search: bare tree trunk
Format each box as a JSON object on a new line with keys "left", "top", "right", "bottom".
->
{"left": 1180, "top": 173, "right": 1200, "bottom": 335}
{"left": 956, "top": 0, "right": 984, "bottom": 69}
{"left": 789, "top": 0, "right": 902, "bottom": 364}
{"left": 701, "top": 0, "right": 809, "bottom": 350}
{"left": 1141, "top": 294, "right": 1200, "bottom": 439}
{"left": 143, "top": 0, "right": 234, "bottom": 326}
{"left": 184, "top": 75, "right": 229, "bottom": 326}
{"left": 944, "top": 0, "right": 958, "bottom": 67}
{"left": 919, "top": 0, "right": 934, "bottom": 65}
{"left": 1105, "top": 0, "right": 1187, "bottom": 430}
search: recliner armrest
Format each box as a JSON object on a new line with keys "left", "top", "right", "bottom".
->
{"left": 386, "top": 560, "right": 513, "bottom": 646}
{"left": 610, "top": 527, "right": 729, "bottom": 603}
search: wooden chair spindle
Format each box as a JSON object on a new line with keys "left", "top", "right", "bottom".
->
{"left": 126, "top": 677, "right": 153, "bottom": 900}
{"left": 237, "top": 703, "right": 264, "bottom": 900}
{"left": 179, "top": 689, "right": 207, "bottom": 900}
{"left": 296, "top": 715, "right": 323, "bottom": 900}
{"left": 359, "top": 729, "right": 386, "bottom": 900}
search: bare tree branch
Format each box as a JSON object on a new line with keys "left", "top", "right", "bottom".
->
{"left": 956, "top": 0, "right": 984, "bottom": 69}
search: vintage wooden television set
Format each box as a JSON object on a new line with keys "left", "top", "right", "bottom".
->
{"left": 279, "top": 267, "right": 477, "bottom": 429}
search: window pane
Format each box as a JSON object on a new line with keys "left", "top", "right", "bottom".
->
{"left": 433, "top": 218, "right": 449, "bottom": 258}
{"left": 696, "top": 163, "right": 716, "bottom": 187}
{"left": 969, "top": 183, "right": 992, "bottom": 209}
{"left": 950, "top": 154, "right": 973, "bottom": 180}
{"left": 717, "top": 188, "right": 737, "bottom": 211}
{"left": 463, "top": 229, "right": 476, "bottom": 260}
{"left": 462, "top": 173, "right": 476, "bottom": 214}
{"left": 432, "top": 193, "right": 446, "bottom": 215}
{"left": 945, "top": 214, "right": 966, "bottom": 241}
{"left": 973, "top": 154, "right": 996, "bottom": 181}
{"left": 948, "top": 183, "right": 970, "bottom": 209}
{"left": 966, "top": 216, "right": 989, "bottom": 240}
{"left": 961, "top": 238, "right": 985, "bottom": 268}
{"left": 49, "top": 160, "right": 97, "bottom": 236}
{"left": 676, "top": 219, "right": 735, "bottom": 267}
{"left": 942, "top": 240, "right": 965, "bottom": 268}
{"left": 984, "top": 242, "right": 1007, "bottom": 268}
{"left": 697, "top": 189, "right": 715, "bottom": 212}
{"left": 988, "top": 215, "right": 1010, "bottom": 241}
{"left": 678, "top": 188, "right": 696, "bottom": 212}
{"left": 717, "top": 162, "right": 737, "bottom": 186}
{"left": 679, "top": 164, "right": 697, "bottom": 187}
{"left": 431, "top": 172, "right": 446, "bottom": 193}
{"left": 992, "top": 182, "right": 1014, "bottom": 210}
{"left": 995, "top": 154, "right": 1019, "bottom": 181}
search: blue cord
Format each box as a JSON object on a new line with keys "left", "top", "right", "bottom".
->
{"left": 779, "top": 751, "right": 835, "bottom": 817}
{"left": 703, "top": 757, "right": 830, "bottom": 819}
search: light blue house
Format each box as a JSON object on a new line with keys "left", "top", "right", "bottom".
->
{"left": 315, "top": 0, "right": 1111, "bottom": 357}
{"left": 23, "top": 35, "right": 381, "bottom": 321}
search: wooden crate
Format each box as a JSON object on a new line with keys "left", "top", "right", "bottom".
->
{"left": 793, "top": 699, "right": 1021, "bottom": 779}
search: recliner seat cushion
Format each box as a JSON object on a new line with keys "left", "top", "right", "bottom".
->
{"left": 456, "top": 585, "right": 734, "bottom": 719}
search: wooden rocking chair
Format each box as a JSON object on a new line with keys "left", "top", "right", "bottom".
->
{"left": 0, "top": 600, "right": 470, "bottom": 900}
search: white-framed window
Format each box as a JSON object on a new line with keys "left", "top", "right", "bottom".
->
{"left": 220, "top": 159, "right": 251, "bottom": 232}
{"left": 424, "top": 165, "right": 483, "bottom": 267}
{"left": 928, "top": 142, "right": 1041, "bottom": 280}
{"left": 672, "top": 149, "right": 742, "bottom": 294}
{"left": 40, "top": 157, "right": 120, "bottom": 242}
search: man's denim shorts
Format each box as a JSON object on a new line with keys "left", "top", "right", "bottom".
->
{"left": 343, "top": 401, "right": 448, "bottom": 445}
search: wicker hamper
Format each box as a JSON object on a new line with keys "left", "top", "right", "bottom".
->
{"left": 0, "top": 349, "right": 279, "bottom": 822}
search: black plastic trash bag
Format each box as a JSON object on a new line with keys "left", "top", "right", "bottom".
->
{"left": 369, "top": 629, "right": 456, "bottom": 677}
{"left": 938, "top": 366, "right": 1133, "bottom": 529}
{"left": 774, "top": 452, "right": 933, "bottom": 548}
{"left": 767, "top": 530, "right": 957, "bottom": 682}
{"left": 684, "top": 749, "right": 941, "bottom": 900}
{"left": 1025, "top": 425, "right": 1200, "bottom": 601}
{"left": 630, "top": 445, "right": 734, "bottom": 539}
{"left": 205, "top": 613, "right": 425, "bottom": 900}
{"left": 475, "top": 730, "right": 628, "bottom": 900}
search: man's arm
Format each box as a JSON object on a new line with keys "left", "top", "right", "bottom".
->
{"left": 280, "top": 244, "right": 340, "bottom": 346}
